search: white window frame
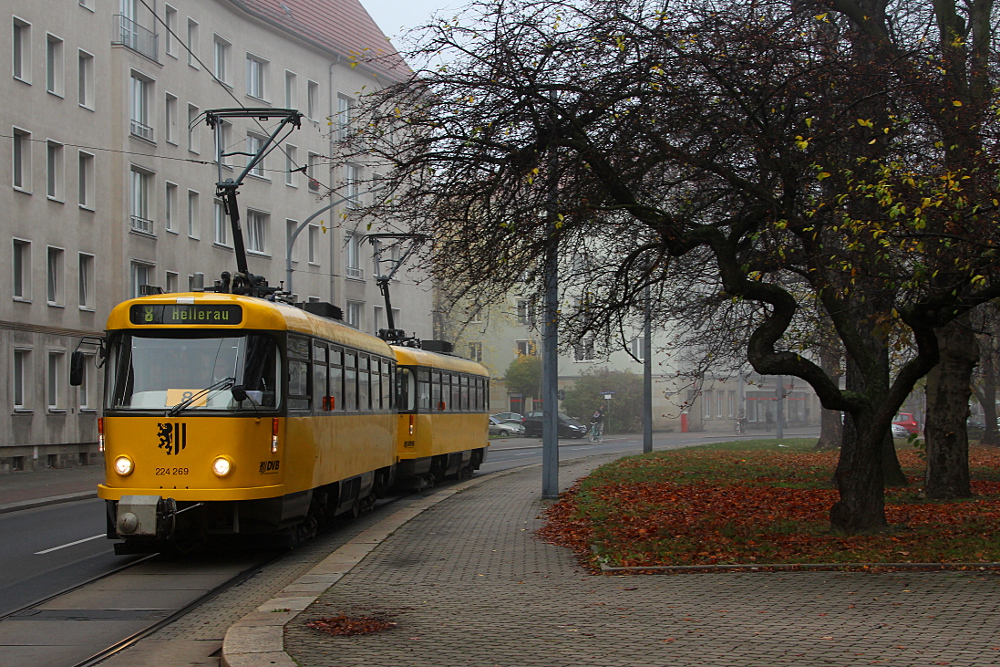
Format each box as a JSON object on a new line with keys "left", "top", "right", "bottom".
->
{"left": 187, "top": 103, "right": 200, "bottom": 154}
{"left": 77, "top": 353, "right": 95, "bottom": 410}
{"left": 47, "top": 351, "right": 66, "bottom": 411}
{"left": 285, "top": 144, "right": 297, "bottom": 187}
{"left": 307, "top": 224, "right": 319, "bottom": 264}
{"left": 187, "top": 189, "right": 199, "bottom": 238}
{"left": 129, "top": 166, "right": 154, "bottom": 234}
{"left": 164, "top": 181, "right": 178, "bottom": 233}
{"left": 13, "top": 127, "right": 32, "bottom": 192}
{"left": 307, "top": 152, "right": 320, "bottom": 191}
{"left": 46, "top": 33, "right": 64, "bottom": 97}
{"left": 13, "top": 18, "right": 31, "bottom": 84}
{"left": 165, "top": 270, "right": 179, "bottom": 293}
{"left": 286, "top": 219, "right": 300, "bottom": 264}
{"left": 186, "top": 18, "right": 199, "bottom": 68}
{"left": 46, "top": 245, "right": 65, "bottom": 306}
{"left": 247, "top": 133, "right": 265, "bottom": 177}
{"left": 77, "top": 49, "right": 94, "bottom": 109}
{"left": 78, "top": 151, "right": 95, "bottom": 210}
{"left": 573, "top": 338, "right": 595, "bottom": 362}
{"left": 345, "top": 232, "right": 363, "bottom": 279}
{"left": 13, "top": 348, "right": 31, "bottom": 410}
{"left": 13, "top": 238, "right": 31, "bottom": 301}
{"left": 129, "top": 72, "right": 154, "bottom": 142}
{"left": 213, "top": 35, "right": 230, "bottom": 84}
{"left": 165, "top": 93, "right": 178, "bottom": 144}
{"left": 246, "top": 209, "right": 267, "bottom": 254}
{"left": 306, "top": 80, "right": 318, "bottom": 119}
{"left": 337, "top": 94, "right": 354, "bottom": 141}
{"left": 284, "top": 70, "right": 296, "bottom": 109}
{"left": 246, "top": 52, "right": 267, "bottom": 100}
{"left": 214, "top": 199, "right": 229, "bottom": 246}
{"left": 164, "top": 4, "right": 177, "bottom": 57}
{"left": 46, "top": 141, "right": 64, "bottom": 202}
{"left": 469, "top": 341, "right": 483, "bottom": 363}
{"left": 130, "top": 260, "right": 154, "bottom": 298}
{"left": 346, "top": 301, "right": 362, "bottom": 329}
{"left": 78, "top": 252, "right": 95, "bottom": 310}
{"left": 344, "top": 163, "right": 360, "bottom": 208}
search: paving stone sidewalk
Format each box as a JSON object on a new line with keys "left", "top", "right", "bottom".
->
{"left": 285, "top": 457, "right": 1000, "bottom": 667}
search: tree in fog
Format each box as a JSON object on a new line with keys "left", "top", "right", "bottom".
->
{"left": 350, "top": 0, "right": 1000, "bottom": 532}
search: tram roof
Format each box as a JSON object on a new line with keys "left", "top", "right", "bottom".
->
{"left": 106, "top": 293, "right": 394, "bottom": 357}
{"left": 392, "top": 345, "right": 489, "bottom": 376}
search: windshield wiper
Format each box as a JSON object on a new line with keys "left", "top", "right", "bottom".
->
{"left": 166, "top": 377, "right": 236, "bottom": 417}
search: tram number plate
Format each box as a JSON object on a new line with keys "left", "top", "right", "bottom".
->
{"left": 155, "top": 467, "right": 190, "bottom": 476}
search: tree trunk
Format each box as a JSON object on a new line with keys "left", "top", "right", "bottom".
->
{"left": 815, "top": 345, "right": 843, "bottom": 450}
{"left": 924, "top": 317, "right": 977, "bottom": 499}
{"left": 831, "top": 414, "right": 888, "bottom": 533}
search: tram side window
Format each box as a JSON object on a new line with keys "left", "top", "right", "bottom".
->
{"left": 312, "top": 341, "right": 328, "bottom": 413}
{"left": 344, "top": 351, "right": 357, "bottom": 411}
{"left": 461, "top": 375, "right": 470, "bottom": 411}
{"left": 398, "top": 367, "right": 413, "bottom": 411}
{"left": 381, "top": 360, "right": 391, "bottom": 411}
{"left": 329, "top": 346, "right": 343, "bottom": 412}
{"left": 431, "top": 370, "right": 442, "bottom": 411}
{"left": 358, "top": 353, "right": 370, "bottom": 412}
{"left": 287, "top": 334, "right": 310, "bottom": 411}
{"left": 371, "top": 358, "right": 381, "bottom": 411}
{"left": 450, "top": 373, "right": 461, "bottom": 413}
{"left": 417, "top": 368, "right": 430, "bottom": 411}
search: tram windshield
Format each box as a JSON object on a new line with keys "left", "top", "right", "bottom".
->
{"left": 106, "top": 332, "right": 280, "bottom": 412}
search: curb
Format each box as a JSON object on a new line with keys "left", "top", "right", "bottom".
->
{"left": 221, "top": 467, "right": 525, "bottom": 667}
{"left": 600, "top": 561, "right": 1000, "bottom": 574}
{"left": 0, "top": 490, "right": 97, "bottom": 515}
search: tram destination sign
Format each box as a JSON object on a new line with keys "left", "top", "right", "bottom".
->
{"left": 130, "top": 304, "right": 243, "bottom": 325}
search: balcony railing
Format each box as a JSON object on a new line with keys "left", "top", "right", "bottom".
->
{"left": 130, "top": 215, "right": 153, "bottom": 235}
{"left": 130, "top": 118, "right": 154, "bottom": 142}
{"left": 112, "top": 14, "right": 158, "bottom": 61}
{"left": 346, "top": 266, "right": 364, "bottom": 279}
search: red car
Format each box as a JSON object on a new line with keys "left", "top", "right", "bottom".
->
{"left": 892, "top": 413, "right": 919, "bottom": 434}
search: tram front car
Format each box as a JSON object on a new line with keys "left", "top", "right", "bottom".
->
{"left": 96, "top": 294, "right": 287, "bottom": 553}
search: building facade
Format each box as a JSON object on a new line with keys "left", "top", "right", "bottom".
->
{"left": 1, "top": 0, "right": 430, "bottom": 472}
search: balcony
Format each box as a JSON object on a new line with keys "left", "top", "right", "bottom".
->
{"left": 130, "top": 215, "right": 153, "bottom": 235}
{"left": 112, "top": 14, "right": 158, "bottom": 61}
{"left": 130, "top": 118, "right": 154, "bottom": 142}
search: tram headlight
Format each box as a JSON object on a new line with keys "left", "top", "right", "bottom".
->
{"left": 212, "top": 456, "right": 233, "bottom": 477}
{"left": 114, "top": 455, "right": 134, "bottom": 476}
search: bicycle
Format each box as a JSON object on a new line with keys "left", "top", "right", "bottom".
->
{"left": 589, "top": 421, "right": 604, "bottom": 443}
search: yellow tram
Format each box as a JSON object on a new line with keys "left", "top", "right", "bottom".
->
{"left": 91, "top": 292, "right": 488, "bottom": 553}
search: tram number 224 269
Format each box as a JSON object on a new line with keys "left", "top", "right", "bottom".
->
{"left": 155, "top": 467, "right": 190, "bottom": 476}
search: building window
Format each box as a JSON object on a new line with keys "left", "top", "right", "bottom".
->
{"left": 46, "top": 141, "right": 64, "bottom": 201}
{"left": 517, "top": 340, "right": 537, "bottom": 357}
{"left": 246, "top": 53, "right": 266, "bottom": 100}
{"left": 346, "top": 232, "right": 363, "bottom": 279}
{"left": 337, "top": 94, "right": 354, "bottom": 141}
{"left": 78, "top": 50, "right": 94, "bottom": 108}
{"left": 346, "top": 301, "right": 362, "bottom": 329}
{"left": 164, "top": 182, "right": 177, "bottom": 232}
{"left": 130, "top": 261, "right": 153, "bottom": 298}
{"left": 307, "top": 80, "right": 318, "bottom": 119}
{"left": 285, "top": 144, "right": 297, "bottom": 186}
{"left": 46, "top": 34, "right": 64, "bottom": 96}
{"left": 13, "top": 239, "right": 31, "bottom": 300}
{"left": 516, "top": 299, "right": 532, "bottom": 325}
{"left": 165, "top": 270, "right": 178, "bottom": 293}
{"left": 213, "top": 35, "right": 230, "bottom": 83}
{"left": 48, "top": 352, "right": 65, "bottom": 410}
{"left": 187, "top": 189, "right": 199, "bottom": 238}
{"left": 164, "top": 4, "right": 177, "bottom": 57}
{"left": 187, "top": 103, "right": 200, "bottom": 153}
{"left": 78, "top": 253, "right": 94, "bottom": 309}
{"left": 186, "top": 19, "right": 198, "bottom": 68}
{"left": 247, "top": 133, "right": 264, "bottom": 177}
{"left": 308, "top": 224, "right": 319, "bottom": 264}
{"left": 469, "top": 341, "right": 483, "bottom": 363}
{"left": 286, "top": 219, "right": 300, "bottom": 264}
{"left": 307, "top": 152, "right": 320, "bottom": 191}
{"left": 13, "top": 128, "right": 32, "bottom": 191}
{"left": 13, "top": 349, "right": 29, "bottom": 409}
{"left": 215, "top": 120, "right": 232, "bottom": 167}
{"left": 77, "top": 354, "right": 93, "bottom": 409}
{"left": 284, "top": 70, "right": 296, "bottom": 108}
{"left": 130, "top": 167, "right": 153, "bottom": 234}
{"left": 78, "top": 151, "right": 95, "bottom": 209}
{"left": 130, "top": 73, "right": 153, "bottom": 141}
{"left": 13, "top": 18, "right": 31, "bottom": 83}
{"left": 246, "top": 210, "right": 267, "bottom": 254}
{"left": 165, "top": 93, "right": 178, "bottom": 144}
{"left": 374, "top": 306, "right": 384, "bottom": 333}
{"left": 47, "top": 246, "right": 64, "bottom": 305}
{"left": 345, "top": 163, "right": 360, "bottom": 208}
{"left": 214, "top": 199, "right": 229, "bottom": 246}
{"left": 631, "top": 336, "right": 646, "bottom": 361}
{"left": 573, "top": 338, "right": 595, "bottom": 362}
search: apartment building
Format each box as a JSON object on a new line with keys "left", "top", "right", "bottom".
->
{"left": 1, "top": 0, "right": 432, "bottom": 472}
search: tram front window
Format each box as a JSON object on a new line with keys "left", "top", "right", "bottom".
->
{"left": 106, "top": 333, "right": 280, "bottom": 411}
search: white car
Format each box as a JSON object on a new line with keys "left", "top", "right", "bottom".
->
{"left": 891, "top": 423, "right": 909, "bottom": 439}
{"left": 489, "top": 416, "right": 524, "bottom": 437}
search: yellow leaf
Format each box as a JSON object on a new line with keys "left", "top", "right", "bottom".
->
{"left": 953, "top": 100, "right": 963, "bottom": 106}
{"left": 817, "top": 172, "right": 831, "bottom": 180}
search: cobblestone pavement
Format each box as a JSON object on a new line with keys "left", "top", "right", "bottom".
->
{"left": 286, "top": 456, "right": 1000, "bottom": 667}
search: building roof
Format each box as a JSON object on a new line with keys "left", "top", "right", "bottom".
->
{"left": 231, "top": 0, "right": 410, "bottom": 81}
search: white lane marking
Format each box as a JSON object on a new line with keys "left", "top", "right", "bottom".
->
{"left": 35, "top": 534, "right": 105, "bottom": 555}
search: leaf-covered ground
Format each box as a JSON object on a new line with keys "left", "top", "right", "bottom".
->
{"left": 538, "top": 439, "right": 1000, "bottom": 571}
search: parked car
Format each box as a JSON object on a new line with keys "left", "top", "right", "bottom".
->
{"left": 489, "top": 416, "right": 525, "bottom": 437}
{"left": 491, "top": 412, "right": 524, "bottom": 424}
{"left": 521, "top": 412, "right": 588, "bottom": 438}
{"left": 892, "top": 413, "right": 919, "bottom": 435}
{"left": 891, "top": 423, "right": 910, "bottom": 439}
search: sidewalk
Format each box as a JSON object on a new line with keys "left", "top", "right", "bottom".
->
{"left": 0, "top": 464, "right": 102, "bottom": 514}
{"left": 223, "top": 447, "right": 1000, "bottom": 667}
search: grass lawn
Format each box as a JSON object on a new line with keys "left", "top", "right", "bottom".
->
{"left": 538, "top": 439, "right": 1000, "bottom": 571}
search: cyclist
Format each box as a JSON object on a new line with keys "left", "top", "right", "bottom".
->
{"left": 589, "top": 406, "right": 605, "bottom": 442}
